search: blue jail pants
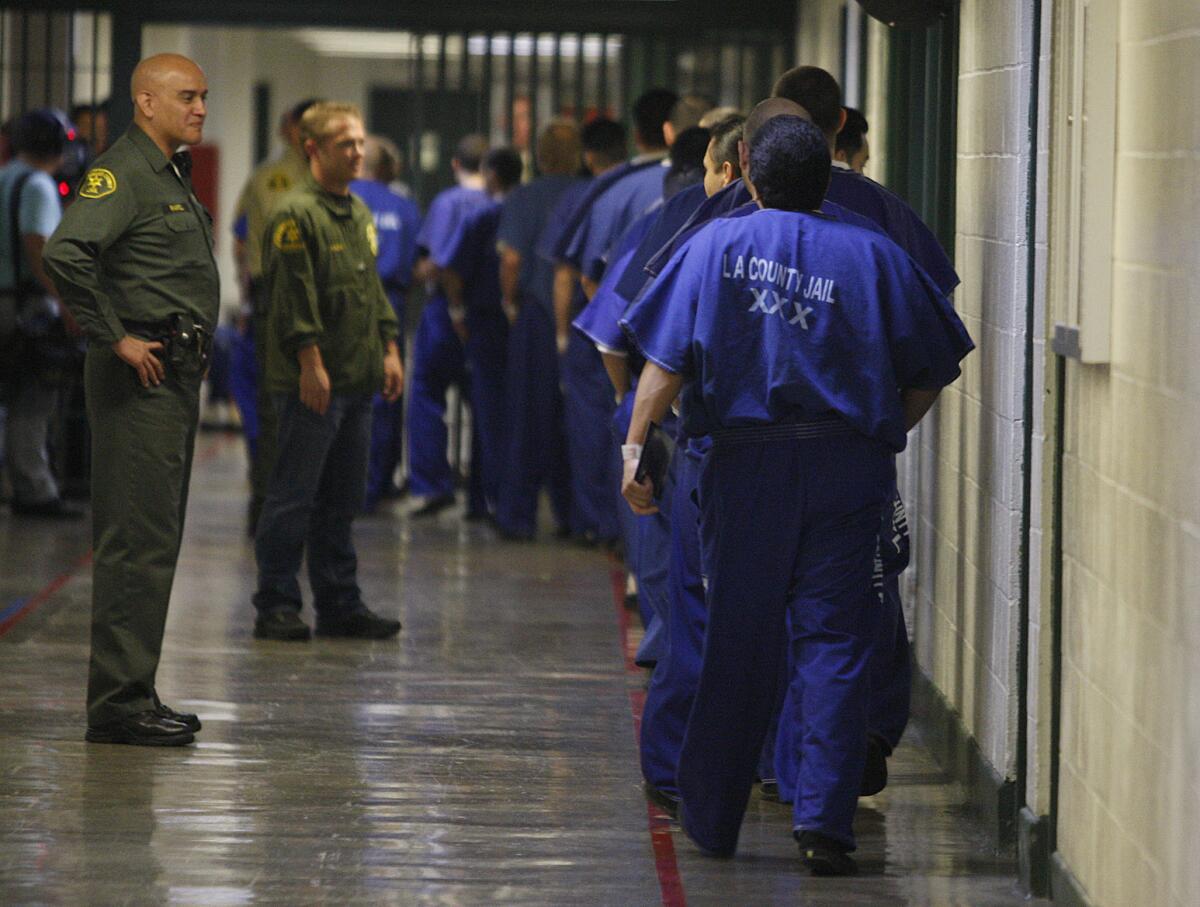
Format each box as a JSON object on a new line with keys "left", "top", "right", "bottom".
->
{"left": 773, "top": 485, "right": 913, "bottom": 804}
{"left": 464, "top": 309, "right": 509, "bottom": 517}
{"left": 678, "top": 428, "right": 892, "bottom": 855}
{"left": 495, "top": 304, "right": 572, "bottom": 538}
{"left": 559, "top": 330, "right": 620, "bottom": 542}
{"left": 365, "top": 294, "right": 407, "bottom": 508}
{"left": 639, "top": 440, "right": 707, "bottom": 796}
{"left": 407, "top": 295, "right": 467, "bottom": 501}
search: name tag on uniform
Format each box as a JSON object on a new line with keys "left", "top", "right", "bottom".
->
{"left": 330, "top": 243, "right": 345, "bottom": 253}
{"left": 163, "top": 203, "right": 188, "bottom": 214}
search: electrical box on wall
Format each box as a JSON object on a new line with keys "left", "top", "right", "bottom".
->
{"left": 1050, "top": 0, "right": 1118, "bottom": 364}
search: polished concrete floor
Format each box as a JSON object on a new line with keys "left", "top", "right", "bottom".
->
{"left": 0, "top": 433, "right": 1047, "bottom": 905}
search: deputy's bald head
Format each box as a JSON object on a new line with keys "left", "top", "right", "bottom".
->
{"left": 131, "top": 54, "right": 204, "bottom": 98}
{"left": 744, "top": 98, "right": 810, "bottom": 149}
{"left": 131, "top": 54, "right": 208, "bottom": 153}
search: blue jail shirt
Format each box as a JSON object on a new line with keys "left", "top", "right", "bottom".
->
{"left": 351, "top": 178, "right": 422, "bottom": 290}
{"left": 444, "top": 201, "right": 504, "bottom": 316}
{"left": 417, "top": 184, "right": 491, "bottom": 268}
{"left": 497, "top": 174, "right": 580, "bottom": 317}
{"left": 562, "top": 158, "right": 667, "bottom": 281}
{"left": 621, "top": 208, "right": 974, "bottom": 451}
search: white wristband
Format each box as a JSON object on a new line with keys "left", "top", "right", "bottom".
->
{"left": 622, "top": 444, "right": 643, "bottom": 463}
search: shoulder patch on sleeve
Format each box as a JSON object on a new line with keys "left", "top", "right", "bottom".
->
{"left": 78, "top": 168, "right": 117, "bottom": 199}
{"left": 272, "top": 217, "right": 304, "bottom": 252}
{"left": 365, "top": 221, "right": 379, "bottom": 257}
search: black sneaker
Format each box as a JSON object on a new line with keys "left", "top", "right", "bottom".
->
{"left": 861, "top": 734, "right": 889, "bottom": 796}
{"left": 154, "top": 695, "right": 202, "bottom": 732}
{"left": 85, "top": 709, "right": 194, "bottom": 747}
{"left": 253, "top": 609, "right": 312, "bottom": 641}
{"left": 760, "top": 779, "right": 781, "bottom": 802}
{"left": 315, "top": 607, "right": 401, "bottom": 640}
{"left": 796, "top": 830, "right": 858, "bottom": 876}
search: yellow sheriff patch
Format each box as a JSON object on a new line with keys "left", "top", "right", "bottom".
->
{"left": 366, "top": 221, "right": 379, "bottom": 257}
{"left": 272, "top": 218, "right": 304, "bottom": 252}
{"left": 79, "top": 168, "right": 117, "bottom": 199}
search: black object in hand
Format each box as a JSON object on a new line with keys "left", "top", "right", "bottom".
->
{"left": 635, "top": 422, "right": 676, "bottom": 500}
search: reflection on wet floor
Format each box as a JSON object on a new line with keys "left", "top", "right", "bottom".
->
{"left": 0, "top": 434, "right": 1047, "bottom": 905}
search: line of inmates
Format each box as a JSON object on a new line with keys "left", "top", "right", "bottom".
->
{"left": 45, "top": 49, "right": 972, "bottom": 879}
{"left": 230, "top": 68, "right": 970, "bottom": 873}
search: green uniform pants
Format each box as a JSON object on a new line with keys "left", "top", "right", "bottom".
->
{"left": 84, "top": 344, "right": 201, "bottom": 725}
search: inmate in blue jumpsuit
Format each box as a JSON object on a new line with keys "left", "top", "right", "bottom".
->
{"left": 494, "top": 174, "right": 580, "bottom": 538}
{"left": 771, "top": 164, "right": 964, "bottom": 802}
{"left": 407, "top": 185, "right": 492, "bottom": 505}
{"left": 350, "top": 178, "right": 422, "bottom": 508}
{"left": 622, "top": 208, "right": 973, "bottom": 855}
{"left": 539, "top": 179, "right": 621, "bottom": 543}
{"left": 624, "top": 186, "right": 892, "bottom": 801}
{"left": 443, "top": 202, "right": 509, "bottom": 517}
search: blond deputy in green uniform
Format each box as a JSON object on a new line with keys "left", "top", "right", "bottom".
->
{"left": 44, "top": 53, "right": 217, "bottom": 747}
{"left": 232, "top": 99, "right": 320, "bottom": 536}
{"left": 251, "top": 102, "right": 404, "bottom": 642}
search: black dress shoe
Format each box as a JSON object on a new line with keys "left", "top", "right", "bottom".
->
{"left": 154, "top": 696, "right": 201, "bottom": 732}
{"left": 315, "top": 607, "right": 401, "bottom": 639}
{"left": 796, "top": 830, "right": 858, "bottom": 876}
{"left": 253, "top": 609, "right": 312, "bottom": 641}
{"left": 86, "top": 709, "right": 195, "bottom": 747}
{"left": 411, "top": 493, "right": 455, "bottom": 518}
{"left": 11, "top": 498, "right": 84, "bottom": 519}
{"left": 860, "top": 733, "right": 889, "bottom": 796}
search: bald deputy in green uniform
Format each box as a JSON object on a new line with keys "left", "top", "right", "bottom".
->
{"left": 44, "top": 53, "right": 217, "bottom": 747}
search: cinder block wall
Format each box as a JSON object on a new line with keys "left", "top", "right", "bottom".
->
{"left": 1054, "top": 3, "right": 1200, "bottom": 904}
{"left": 908, "top": 0, "right": 1037, "bottom": 783}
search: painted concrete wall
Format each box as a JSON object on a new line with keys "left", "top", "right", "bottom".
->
{"left": 907, "top": 0, "right": 1035, "bottom": 783}
{"left": 1053, "top": 2, "right": 1200, "bottom": 904}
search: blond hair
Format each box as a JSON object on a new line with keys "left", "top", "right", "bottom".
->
{"left": 299, "top": 102, "right": 363, "bottom": 144}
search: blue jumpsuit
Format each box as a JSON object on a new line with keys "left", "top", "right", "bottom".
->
{"left": 771, "top": 166, "right": 964, "bottom": 802}
{"left": 349, "top": 179, "right": 422, "bottom": 509}
{"left": 620, "top": 188, "right": 891, "bottom": 800}
{"left": 573, "top": 183, "right": 707, "bottom": 671}
{"left": 535, "top": 179, "right": 622, "bottom": 543}
{"left": 407, "top": 185, "right": 492, "bottom": 504}
{"left": 492, "top": 174, "right": 580, "bottom": 538}
{"left": 621, "top": 208, "right": 973, "bottom": 854}
{"left": 443, "top": 202, "right": 509, "bottom": 517}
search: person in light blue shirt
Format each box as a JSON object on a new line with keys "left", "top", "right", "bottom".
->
{"left": 0, "top": 109, "right": 82, "bottom": 519}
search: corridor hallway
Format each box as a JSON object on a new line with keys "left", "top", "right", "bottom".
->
{"left": 0, "top": 435, "right": 1043, "bottom": 905}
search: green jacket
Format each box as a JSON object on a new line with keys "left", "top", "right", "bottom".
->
{"left": 262, "top": 176, "right": 398, "bottom": 395}
{"left": 44, "top": 124, "right": 219, "bottom": 345}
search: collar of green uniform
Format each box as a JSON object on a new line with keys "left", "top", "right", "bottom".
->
{"left": 126, "top": 124, "right": 176, "bottom": 173}
{"left": 304, "top": 174, "right": 355, "bottom": 217}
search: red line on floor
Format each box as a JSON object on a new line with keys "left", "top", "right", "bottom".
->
{"left": 0, "top": 432, "right": 237, "bottom": 640}
{"left": 610, "top": 555, "right": 687, "bottom": 907}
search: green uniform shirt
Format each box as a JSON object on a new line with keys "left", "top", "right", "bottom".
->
{"left": 234, "top": 146, "right": 309, "bottom": 280}
{"left": 262, "top": 176, "right": 398, "bottom": 395}
{"left": 43, "top": 124, "right": 220, "bottom": 346}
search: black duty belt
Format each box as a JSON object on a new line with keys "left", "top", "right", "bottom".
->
{"left": 121, "top": 314, "right": 213, "bottom": 370}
